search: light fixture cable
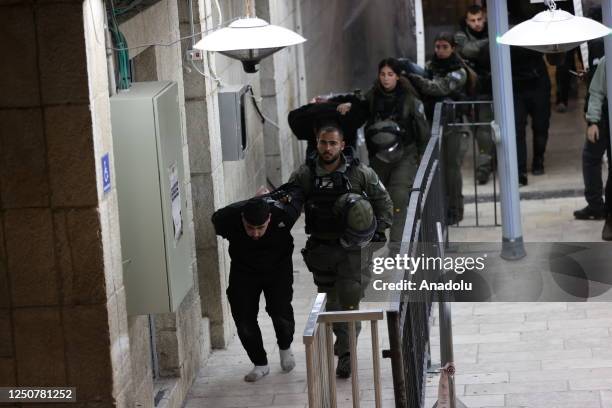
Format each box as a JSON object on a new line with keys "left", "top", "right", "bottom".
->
{"left": 247, "top": 86, "right": 280, "bottom": 130}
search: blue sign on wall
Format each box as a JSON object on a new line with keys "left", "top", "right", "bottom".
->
{"left": 102, "top": 153, "right": 111, "bottom": 193}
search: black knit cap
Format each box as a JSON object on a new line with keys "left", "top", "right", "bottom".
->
{"left": 242, "top": 198, "right": 271, "bottom": 226}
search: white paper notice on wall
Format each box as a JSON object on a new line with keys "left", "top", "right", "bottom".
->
{"left": 169, "top": 163, "right": 183, "bottom": 242}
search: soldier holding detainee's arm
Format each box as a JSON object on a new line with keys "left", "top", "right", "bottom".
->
{"left": 289, "top": 123, "right": 393, "bottom": 378}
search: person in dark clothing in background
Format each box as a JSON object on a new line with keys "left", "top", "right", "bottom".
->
{"left": 511, "top": 46, "right": 551, "bottom": 186}
{"left": 574, "top": 6, "right": 610, "bottom": 221}
{"left": 455, "top": 4, "right": 495, "bottom": 185}
{"left": 552, "top": 0, "right": 576, "bottom": 113}
{"left": 582, "top": 57, "right": 611, "bottom": 240}
{"left": 554, "top": 50, "right": 576, "bottom": 113}
{"left": 211, "top": 185, "right": 303, "bottom": 382}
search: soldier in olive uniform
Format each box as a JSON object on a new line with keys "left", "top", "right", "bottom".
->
{"left": 409, "top": 32, "right": 469, "bottom": 225}
{"left": 289, "top": 124, "right": 393, "bottom": 378}
{"left": 455, "top": 4, "right": 495, "bottom": 185}
{"left": 321, "top": 58, "right": 430, "bottom": 251}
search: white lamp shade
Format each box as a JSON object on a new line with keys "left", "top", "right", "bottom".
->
{"left": 194, "top": 17, "right": 306, "bottom": 52}
{"left": 499, "top": 9, "right": 611, "bottom": 53}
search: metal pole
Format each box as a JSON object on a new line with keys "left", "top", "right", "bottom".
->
{"left": 487, "top": 0, "right": 527, "bottom": 260}
{"left": 603, "top": 0, "right": 612, "bottom": 150}
{"left": 415, "top": 0, "right": 426, "bottom": 67}
{"left": 349, "top": 322, "right": 360, "bottom": 408}
{"left": 371, "top": 320, "right": 382, "bottom": 408}
{"left": 432, "top": 222, "right": 466, "bottom": 408}
{"left": 325, "top": 323, "right": 337, "bottom": 408}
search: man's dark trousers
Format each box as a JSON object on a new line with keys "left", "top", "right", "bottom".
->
{"left": 226, "top": 265, "right": 295, "bottom": 366}
{"left": 513, "top": 79, "right": 551, "bottom": 174}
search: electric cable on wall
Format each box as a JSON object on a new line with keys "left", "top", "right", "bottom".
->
{"left": 247, "top": 86, "right": 280, "bottom": 130}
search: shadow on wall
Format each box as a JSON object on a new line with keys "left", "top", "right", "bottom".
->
{"left": 301, "top": 0, "right": 417, "bottom": 98}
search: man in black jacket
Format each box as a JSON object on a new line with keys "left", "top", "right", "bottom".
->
{"left": 211, "top": 185, "right": 303, "bottom": 382}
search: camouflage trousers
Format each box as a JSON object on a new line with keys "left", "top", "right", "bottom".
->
{"left": 370, "top": 151, "right": 418, "bottom": 246}
{"left": 301, "top": 237, "right": 372, "bottom": 356}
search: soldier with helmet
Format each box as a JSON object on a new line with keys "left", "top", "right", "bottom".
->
{"left": 289, "top": 123, "right": 393, "bottom": 378}
{"left": 408, "top": 32, "right": 470, "bottom": 225}
{"left": 326, "top": 58, "right": 430, "bottom": 250}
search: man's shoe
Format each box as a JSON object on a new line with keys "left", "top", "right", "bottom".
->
{"left": 556, "top": 103, "right": 567, "bottom": 113}
{"left": 244, "top": 365, "right": 270, "bottom": 382}
{"left": 336, "top": 353, "right": 351, "bottom": 378}
{"left": 279, "top": 348, "right": 295, "bottom": 372}
{"left": 532, "top": 158, "right": 544, "bottom": 175}
{"left": 574, "top": 206, "right": 606, "bottom": 220}
{"left": 603, "top": 216, "right": 612, "bottom": 241}
{"left": 519, "top": 173, "right": 528, "bottom": 186}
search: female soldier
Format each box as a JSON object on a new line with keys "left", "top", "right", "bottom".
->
{"left": 408, "top": 32, "right": 469, "bottom": 225}
{"left": 333, "top": 58, "right": 430, "bottom": 251}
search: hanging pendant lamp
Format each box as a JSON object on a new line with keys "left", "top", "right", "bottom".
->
{"left": 498, "top": 0, "right": 610, "bottom": 53}
{"left": 194, "top": 1, "right": 306, "bottom": 73}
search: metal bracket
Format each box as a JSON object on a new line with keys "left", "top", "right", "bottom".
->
{"left": 187, "top": 49, "right": 203, "bottom": 61}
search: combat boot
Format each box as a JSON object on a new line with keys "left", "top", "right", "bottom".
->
{"left": 336, "top": 353, "right": 351, "bottom": 378}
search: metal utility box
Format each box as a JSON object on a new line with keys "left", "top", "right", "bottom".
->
{"left": 218, "top": 84, "right": 249, "bottom": 161}
{"left": 110, "top": 81, "right": 193, "bottom": 315}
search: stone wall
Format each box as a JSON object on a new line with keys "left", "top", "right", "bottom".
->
{"left": 300, "top": 0, "right": 418, "bottom": 97}
{"left": 0, "top": 0, "right": 119, "bottom": 405}
{"left": 117, "top": 1, "right": 204, "bottom": 407}
{"left": 258, "top": 0, "right": 308, "bottom": 186}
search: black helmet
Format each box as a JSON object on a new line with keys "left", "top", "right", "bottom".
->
{"left": 365, "top": 120, "right": 404, "bottom": 163}
{"left": 334, "top": 193, "right": 377, "bottom": 248}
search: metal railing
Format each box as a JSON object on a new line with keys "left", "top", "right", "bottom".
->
{"left": 444, "top": 100, "right": 500, "bottom": 227}
{"left": 303, "top": 293, "right": 384, "bottom": 408}
{"left": 384, "top": 102, "right": 468, "bottom": 408}
{"left": 384, "top": 103, "right": 445, "bottom": 408}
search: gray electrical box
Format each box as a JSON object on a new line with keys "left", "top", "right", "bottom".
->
{"left": 110, "top": 81, "right": 193, "bottom": 315}
{"left": 218, "top": 84, "right": 249, "bottom": 161}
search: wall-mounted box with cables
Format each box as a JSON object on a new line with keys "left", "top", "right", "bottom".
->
{"left": 110, "top": 81, "right": 193, "bottom": 315}
{"left": 218, "top": 84, "right": 249, "bottom": 161}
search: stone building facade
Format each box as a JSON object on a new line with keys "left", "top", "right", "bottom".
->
{"left": 0, "top": 0, "right": 306, "bottom": 406}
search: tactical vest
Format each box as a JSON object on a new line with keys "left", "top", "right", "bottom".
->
{"left": 304, "top": 158, "right": 355, "bottom": 236}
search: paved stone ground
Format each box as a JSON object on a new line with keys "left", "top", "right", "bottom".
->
{"left": 185, "top": 94, "right": 612, "bottom": 407}
{"left": 425, "top": 196, "right": 612, "bottom": 408}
